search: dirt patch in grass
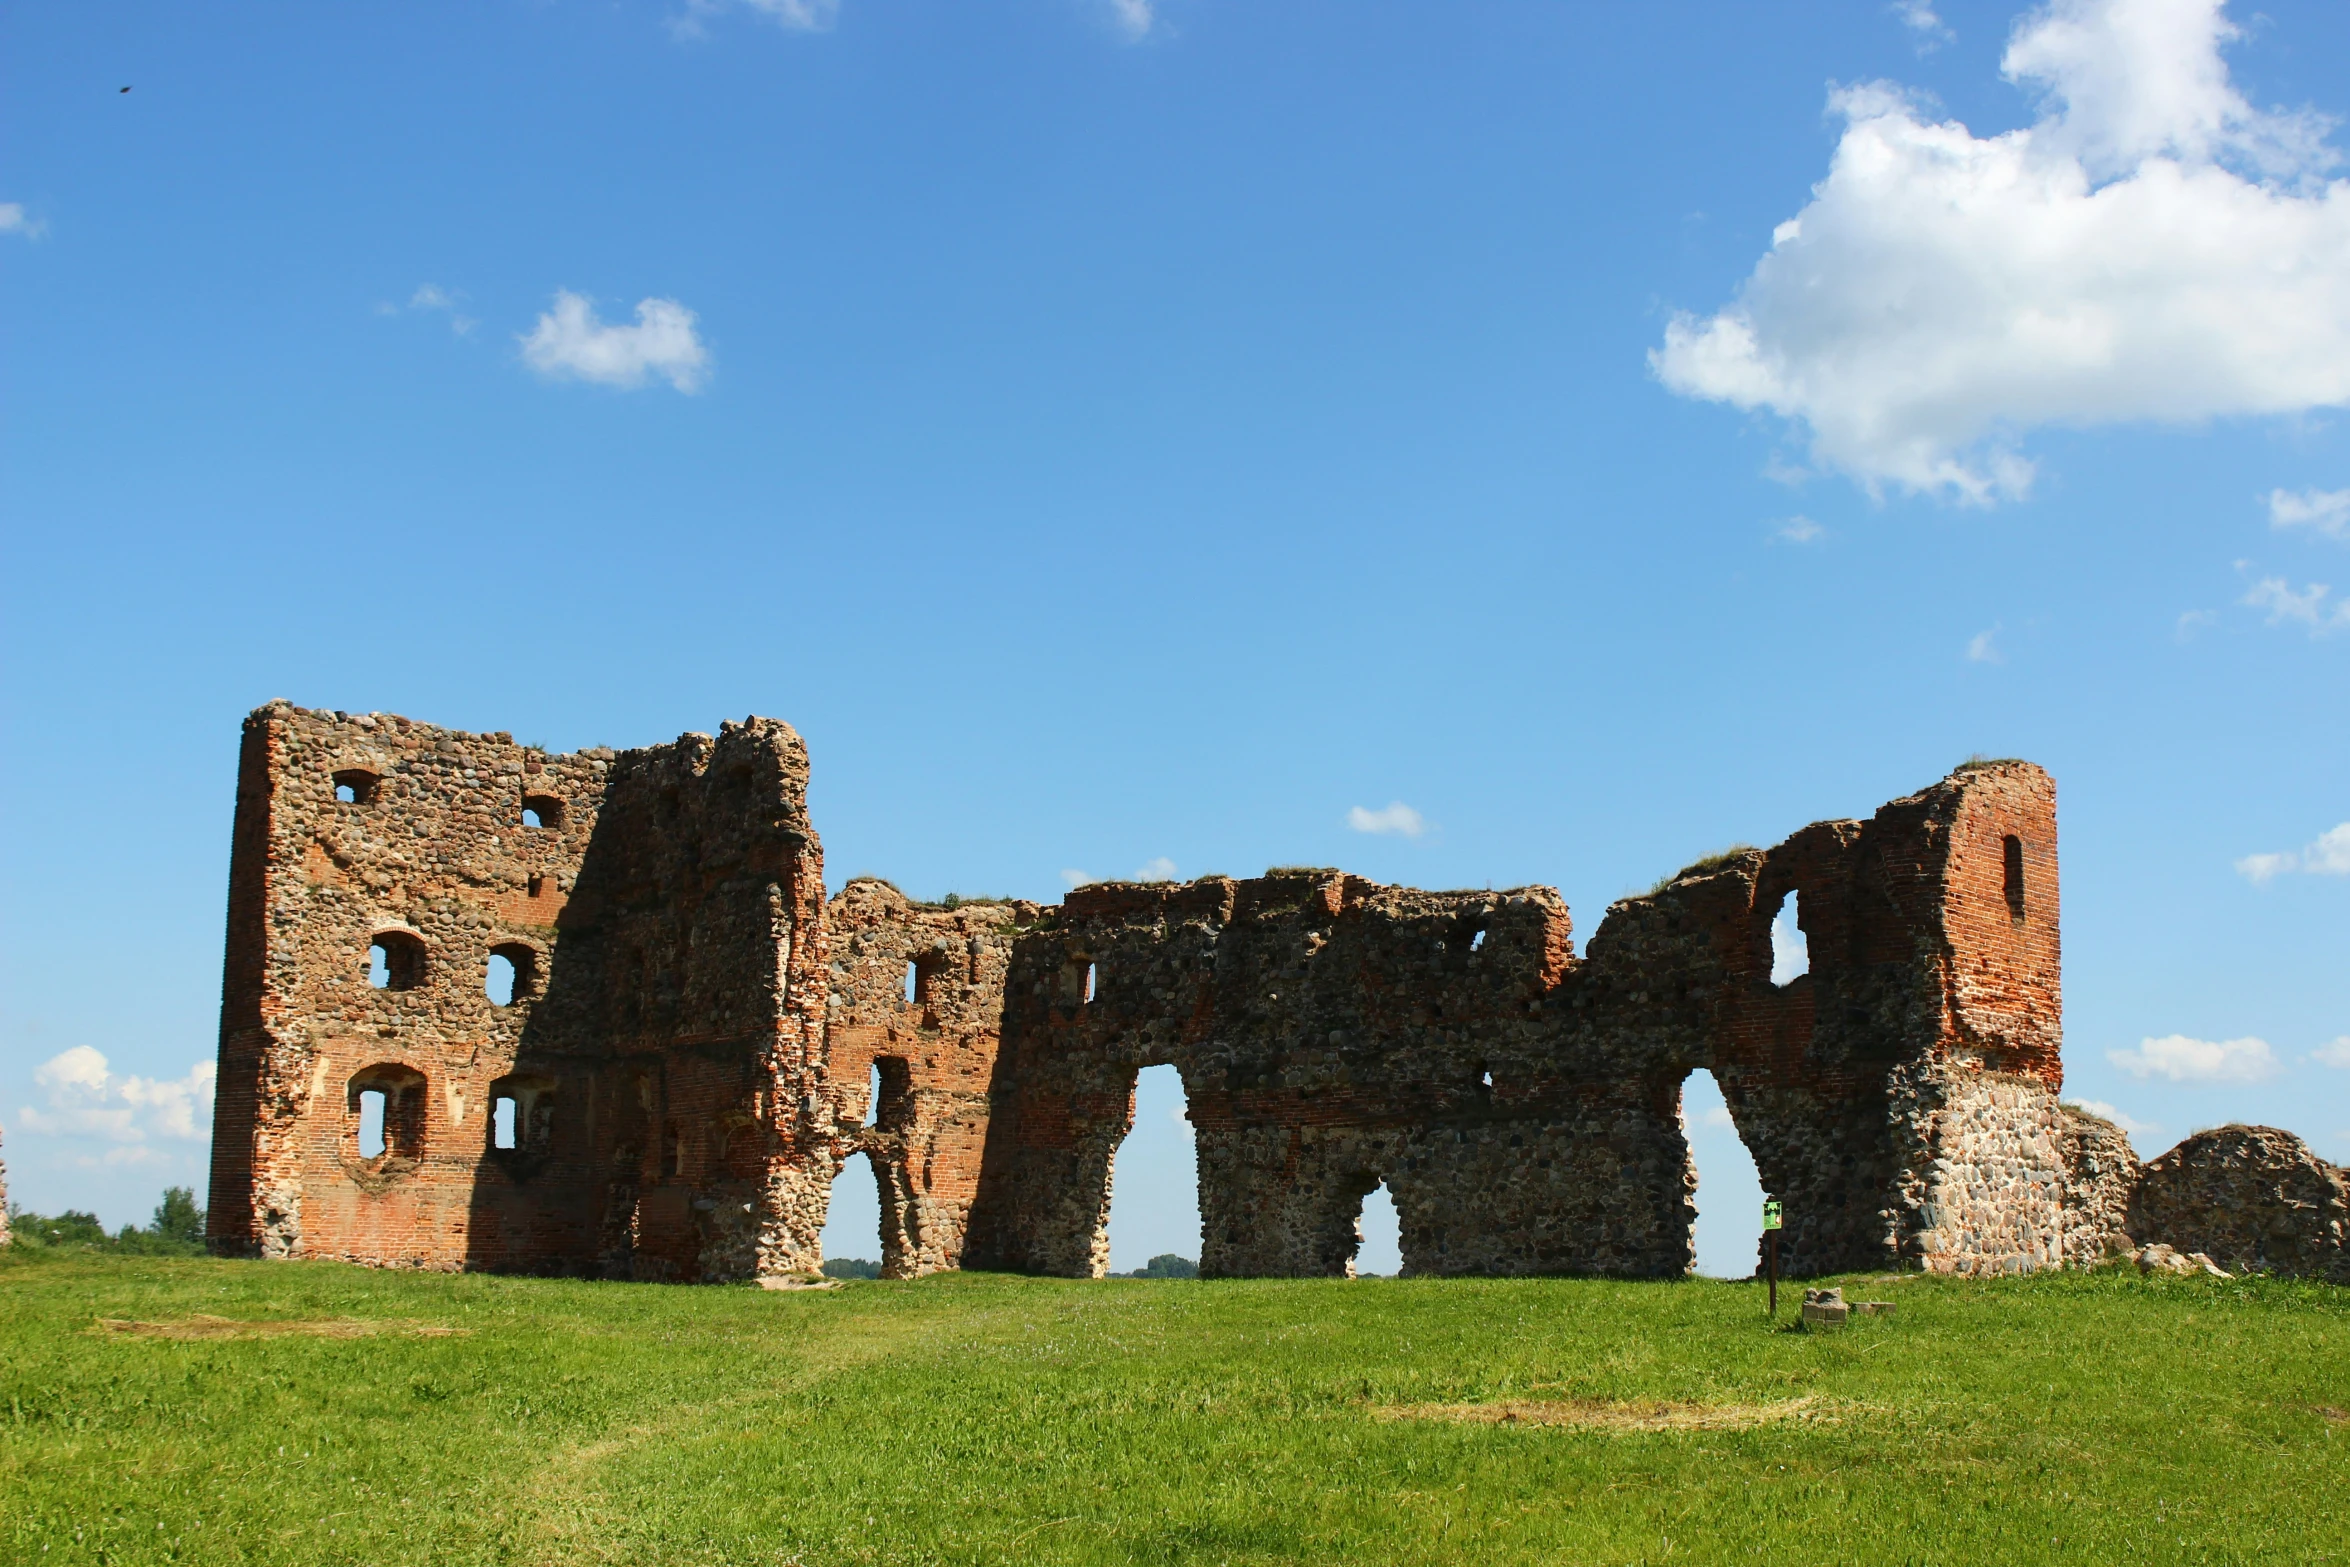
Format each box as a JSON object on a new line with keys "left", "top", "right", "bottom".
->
{"left": 94, "top": 1314, "right": 470, "bottom": 1341}
{"left": 1379, "top": 1395, "right": 1821, "bottom": 1432}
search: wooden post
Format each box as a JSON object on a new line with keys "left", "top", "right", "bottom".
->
{"left": 1767, "top": 1231, "right": 1778, "bottom": 1316}
{"left": 1762, "top": 1198, "right": 1782, "bottom": 1317}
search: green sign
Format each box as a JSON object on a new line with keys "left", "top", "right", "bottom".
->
{"left": 1762, "top": 1200, "right": 1783, "bottom": 1232}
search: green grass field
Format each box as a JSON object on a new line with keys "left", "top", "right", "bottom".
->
{"left": 3, "top": 1248, "right": 2345, "bottom": 1566}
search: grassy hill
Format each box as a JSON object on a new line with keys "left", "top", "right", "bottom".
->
{"left": 1, "top": 1249, "right": 2344, "bottom": 1565}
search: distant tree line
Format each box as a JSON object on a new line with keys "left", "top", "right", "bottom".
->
{"left": 815, "top": 1253, "right": 1198, "bottom": 1280}
{"left": 7, "top": 1187, "right": 207, "bottom": 1254}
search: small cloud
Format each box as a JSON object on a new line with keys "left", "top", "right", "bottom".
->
{"left": 2268, "top": 487, "right": 2350, "bottom": 542}
{"left": 1, "top": 202, "right": 48, "bottom": 238}
{"left": 2241, "top": 574, "right": 2350, "bottom": 634}
{"left": 1774, "top": 515, "right": 1826, "bottom": 544}
{"left": 1891, "top": 0, "right": 1953, "bottom": 50}
{"left": 2308, "top": 1036, "right": 2350, "bottom": 1069}
{"left": 18, "top": 1046, "right": 215, "bottom": 1144}
{"left": 1965, "top": 625, "right": 2003, "bottom": 664}
{"left": 1347, "top": 802, "right": 1426, "bottom": 838}
{"left": 2236, "top": 822, "right": 2350, "bottom": 882}
{"left": 1167, "top": 1102, "right": 1193, "bottom": 1141}
{"left": 520, "top": 290, "right": 710, "bottom": 393}
{"left": 2062, "top": 1097, "right": 2162, "bottom": 1150}
{"left": 2107, "top": 1033, "right": 2280, "bottom": 1084}
{"left": 399, "top": 283, "right": 476, "bottom": 335}
{"left": 1105, "top": 0, "right": 1155, "bottom": 39}
{"left": 1132, "top": 857, "right": 1177, "bottom": 883}
{"left": 674, "top": 0, "right": 837, "bottom": 36}
{"left": 2174, "top": 608, "right": 2218, "bottom": 641}
{"left": 1061, "top": 868, "right": 1095, "bottom": 890}
{"left": 1761, "top": 453, "right": 1813, "bottom": 488}
{"left": 1698, "top": 1105, "right": 1736, "bottom": 1130}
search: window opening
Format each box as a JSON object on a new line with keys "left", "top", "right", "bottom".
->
{"left": 332, "top": 769, "right": 379, "bottom": 805}
{"left": 1478, "top": 1068, "right": 1494, "bottom": 1092}
{"left": 1768, "top": 891, "right": 1809, "bottom": 987}
{"left": 492, "top": 1095, "right": 518, "bottom": 1151}
{"left": 1084, "top": 962, "right": 1098, "bottom": 1004}
{"left": 864, "top": 1060, "right": 882, "bottom": 1128}
{"left": 819, "top": 1148, "right": 885, "bottom": 1280}
{"left": 1104, "top": 1063, "right": 1200, "bottom": 1276}
{"left": 522, "top": 794, "right": 564, "bottom": 830}
{"left": 662, "top": 1122, "right": 683, "bottom": 1178}
{"left": 358, "top": 1089, "right": 387, "bottom": 1158}
{"left": 1681, "top": 1067, "right": 1766, "bottom": 1278}
{"left": 1469, "top": 928, "right": 1486, "bottom": 951}
{"left": 348, "top": 1063, "right": 427, "bottom": 1164}
{"left": 371, "top": 931, "right": 427, "bottom": 992}
{"left": 2003, "top": 835, "right": 2026, "bottom": 923}
{"left": 864, "top": 1057, "right": 912, "bottom": 1133}
{"left": 487, "top": 942, "right": 537, "bottom": 1006}
{"left": 1353, "top": 1182, "right": 1402, "bottom": 1277}
{"left": 527, "top": 874, "right": 547, "bottom": 898}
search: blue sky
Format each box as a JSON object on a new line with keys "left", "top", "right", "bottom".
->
{"left": 3, "top": 1, "right": 2345, "bottom": 1275}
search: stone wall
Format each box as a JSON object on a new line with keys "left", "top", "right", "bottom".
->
{"left": 207, "top": 707, "right": 2203, "bottom": 1283}
{"left": 2129, "top": 1125, "right": 2348, "bottom": 1282}
{"left": 205, "top": 702, "right": 826, "bottom": 1282}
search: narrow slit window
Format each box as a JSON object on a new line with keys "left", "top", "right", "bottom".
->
{"left": 1768, "top": 891, "right": 1809, "bottom": 987}
{"left": 2003, "top": 835, "right": 2026, "bottom": 923}
{"left": 358, "top": 1089, "right": 387, "bottom": 1158}
{"left": 1469, "top": 929, "right": 1486, "bottom": 952}
{"left": 904, "top": 960, "right": 919, "bottom": 1004}
{"left": 1084, "top": 963, "right": 1097, "bottom": 1004}
{"left": 662, "top": 1123, "right": 684, "bottom": 1177}
{"left": 492, "top": 1095, "right": 518, "bottom": 1151}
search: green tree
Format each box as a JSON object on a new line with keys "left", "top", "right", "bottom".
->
{"left": 150, "top": 1186, "right": 205, "bottom": 1245}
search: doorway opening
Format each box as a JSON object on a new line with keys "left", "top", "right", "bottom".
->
{"left": 819, "top": 1148, "right": 883, "bottom": 1280}
{"left": 1104, "top": 1063, "right": 1200, "bottom": 1276}
{"left": 1681, "top": 1067, "right": 1765, "bottom": 1277}
{"left": 1354, "top": 1182, "right": 1402, "bottom": 1276}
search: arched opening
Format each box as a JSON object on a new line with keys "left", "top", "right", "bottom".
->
{"left": 1355, "top": 1183, "right": 1402, "bottom": 1277}
{"left": 1681, "top": 1067, "right": 1766, "bottom": 1278}
{"left": 486, "top": 942, "right": 538, "bottom": 1006}
{"left": 347, "top": 1063, "right": 427, "bottom": 1166}
{"left": 332, "top": 769, "right": 380, "bottom": 805}
{"left": 1105, "top": 1063, "right": 1200, "bottom": 1276}
{"left": 522, "top": 794, "right": 564, "bottom": 830}
{"left": 487, "top": 1074, "right": 556, "bottom": 1160}
{"left": 1768, "top": 890, "right": 1809, "bottom": 986}
{"left": 820, "top": 1148, "right": 883, "bottom": 1280}
{"left": 370, "top": 930, "right": 427, "bottom": 992}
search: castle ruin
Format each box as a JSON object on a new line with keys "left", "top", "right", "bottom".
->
{"left": 203, "top": 702, "right": 2345, "bottom": 1283}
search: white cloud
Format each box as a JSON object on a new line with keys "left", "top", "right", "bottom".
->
{"left": 2241, "top": 575, "right": 2350, "bottom": 634}
{"left": 2063, "top": 1097, "right": 2163, "bottom": 1148}
{"left": 18, "top": 1046, "right": 215, "bottom": 1144}
{"left": 673, "top": 0, "right": 837, "bottom": 35}
{"left": 1894, "top": 1, "right": 1954, "bottom": 50}
{"left": 2268, "top": 487, "right": 2350, "bottom": 541}
{"left": 1775, "top": 515, "right": 1826, "bottom": 544}
{"left": 394, "top": 283, "right": 476, "bottom": 335}
{"left": 1132, "top": 856, "right": 1178, "bottom": 883}
{"left": 2107, "top": 1032, "right": 2280, "bottom": 1082}
{"left": 520, "top": 290, "right": 710, "bottom": 392}
{"left": 2309, "top": 1037, "right": 2350, "bottom": 1069}
{"left": 1168, "top": 1102, "right": 1193, "bottom": 1141}
{"left": 1653, "top": 0, "right": 2350, "bottom": 503}
{"left": 0, "top": 202, "right": 45, "bottom": 239}
{"left": 1698, "top": 1104, "right": 1737, "bottom": 1130}
{"left": 1347, "top": 802, "right": 1426, "bottom": 838}
{"left": 1061, "top": 868, "right": 1096, "bottom": 890}
{"left": 1966, "top": 625, "right": 2004, "bottom": 663}
{"left": 1106, "top": 0, "right": 1155, "bottom": 39}
{"left": 2236, "top": 821, "right": 2350, "bottom": 882}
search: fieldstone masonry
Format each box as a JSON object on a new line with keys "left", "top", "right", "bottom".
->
{"left": 204, "top": 705, "right": 2346, "bottom": 1282}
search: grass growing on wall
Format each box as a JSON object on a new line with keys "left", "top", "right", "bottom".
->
{"left": 1, "top": 1248, "right": 2345, "bottom": 1565}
